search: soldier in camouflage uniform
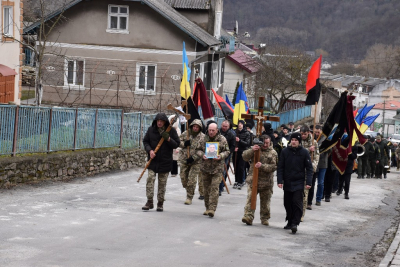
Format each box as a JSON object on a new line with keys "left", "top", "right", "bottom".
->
{"left": 241, "top": 135, "right": 278, "bottom": 226}
{"left": 142, "top": 113, "right": 180, "bottom": 212}
{"left": 299, "top": 126, "right": 319, "bottom": 221}
{"left": 395, "top": 145, "right": 400, "bottom": 171}
{"left": 178, "top": 119, "right": 205, "bottom": 205}
{"left": 197, "top": 123, "right": 230, "bottom": 218}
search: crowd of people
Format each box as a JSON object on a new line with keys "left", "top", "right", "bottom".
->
{"left": 141, "top": 113, "right": 398, "bottom": 234}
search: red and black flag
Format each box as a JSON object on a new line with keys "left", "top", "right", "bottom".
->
{"left": 305, "top": 55, "right": 322, "bottom": 105}
{"left": 211, "top": 88, "right": 233, "bottom": 120}
{"left": 193, "top": 78, "right": 214, "bottom": 119}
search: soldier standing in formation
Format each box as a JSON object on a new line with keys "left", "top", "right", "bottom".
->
{"left": 197, "top": 123, "right": 230, "bottom": 218}
{"left": 178, "top": 119, "right": 205, "bottom": 205}
{"left": 142, "top": 113, "right": 180, "bottom": 212}
{"left": 241, "top": 135, "right": 278, "bottom": 226}
{"left": 362, "top": 136, "right": 375, "bottom": 178}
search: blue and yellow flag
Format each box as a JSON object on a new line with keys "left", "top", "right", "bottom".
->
{"left": 233, "top": 82, "right": 248, "bottom": 126}
{"left": 180, "top": 42, "right": 191, "bottom": 99}
{"left": 359, "top": 114, "right": 380, "bottom": 133}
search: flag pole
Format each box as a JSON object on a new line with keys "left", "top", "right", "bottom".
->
{"left": 311, "top": 101, "right": 318, "bottom": 161}
{"left": 185, "top": 81, "right": 190, "bottom": 159}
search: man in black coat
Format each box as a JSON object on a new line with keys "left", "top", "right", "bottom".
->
{"left": 277, "top": 132, "right": 313, "bottom": 234}
{"left": 233, "top": 120, "right": 251, "bottom": 189}
{"left": 142, "top": 113, "right": 180, "bottom": 212}
{"left": 262, "top": 122, "right": 276, "bottom": 146}
{"left": 219, "top": 120, "right": 235, "bottom": 195}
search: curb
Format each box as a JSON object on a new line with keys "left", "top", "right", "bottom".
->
{"left": 379, "top": 225, "right": 400, "bottom": 267}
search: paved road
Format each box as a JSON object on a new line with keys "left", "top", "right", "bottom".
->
{"left": 1, "top": 168, "right": 400, "bottom": 267}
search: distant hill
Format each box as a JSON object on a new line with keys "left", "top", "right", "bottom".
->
{"left": 222, "top": 0, "right": 400, "bottom": 63}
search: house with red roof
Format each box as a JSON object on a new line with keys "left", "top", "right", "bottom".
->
{"left": 370, "top": 100, "right": 400, "bottom": 135}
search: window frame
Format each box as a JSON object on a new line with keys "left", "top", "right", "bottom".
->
{"left": 64, "top": 58, "right": 85, "bottom": 90}
{"left": 106, "top": 4, "right": 129, "bottom": 34}
{"left": 135, "top": 63, "right": 157, "bottom": 95}
{"left": 2, "top": 1, "right": 14, "bottom": 41}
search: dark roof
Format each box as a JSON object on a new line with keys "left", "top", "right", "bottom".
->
{"left": 24, "top": 0, "right": 219, "bottom": 47}
{"left": 163, "top": 0, "right": 210, "bottom": 9}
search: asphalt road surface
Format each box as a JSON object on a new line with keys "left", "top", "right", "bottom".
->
{"left": 1, "top": 168, "right": 400, "bottom": 267}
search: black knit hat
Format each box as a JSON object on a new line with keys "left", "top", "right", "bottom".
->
{"left": 291, "top": 132, "right": 302, "bottom": 143}
{"left": 238, "top": 120, "right": 245, "bottom": 126}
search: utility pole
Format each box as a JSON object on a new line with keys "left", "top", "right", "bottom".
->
{"left": 382, "top": 100, "right": 386, "bottom": 136}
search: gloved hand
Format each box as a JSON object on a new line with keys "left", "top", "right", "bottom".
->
{"left": 184, "top": 140, "right": 191, "bottom": 147}
{"left": 161, "top": 131, "right": 170, "bottom": 141}
{"left": 186, "top": 157, "right": 195, "bottom": 164}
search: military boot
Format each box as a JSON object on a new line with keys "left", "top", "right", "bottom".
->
{"left": 241, "top": 216, "right": 252, "bottom": 225}
{"left": 261, "top": 220, "right": 269, "bottom": 226}
{"left": 156, "top": 201, "right": 164, "bottom": 212}
{"left": 184, "top": 198, "right": 192, "bottom": 205}
{"left": 208, "top": 210, "right": 215, "bottom": 217}
{"left": 142, "top": 199, "right": 154, "bottom": 211}
{"left": 203, "top": 210, "right": 208, "bottom": 215}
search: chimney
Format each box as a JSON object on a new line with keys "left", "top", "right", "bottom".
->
{"left": 208, "top": 0, "right": 223, "bottom": 39}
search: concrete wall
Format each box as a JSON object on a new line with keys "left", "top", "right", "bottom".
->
{"left": 0, "top": 148, "right": 147, "bottom": 189}
{"left": 0, "top": 0, "right": 22, "bottom": 104}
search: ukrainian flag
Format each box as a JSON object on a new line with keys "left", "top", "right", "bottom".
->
{"left": 180, "top": 42, "right": 191, "bottom": 99}
{"left": 359, "top": 114, "right": 380, "bottom": 133}
{"left": 233, "top": 82, "right": 248, "bottom": 127}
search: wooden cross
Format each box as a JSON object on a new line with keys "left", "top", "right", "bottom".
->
{"left": 241, "top": 97, "right": 280, "bottom": 210}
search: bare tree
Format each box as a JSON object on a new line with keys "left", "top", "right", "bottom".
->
{"left": 12, "top": 0, "right": 70, "bottom": 105}
{"left": 358, "top": 43, "right": 400, "bottom": 79}
{"left": 249, "top": 45, "right": 312, "bottom": 113}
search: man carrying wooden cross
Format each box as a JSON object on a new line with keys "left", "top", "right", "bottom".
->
{"left": 241, "top": 97, "right": 280, "bottom": 225}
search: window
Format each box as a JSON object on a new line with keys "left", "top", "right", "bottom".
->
{"left": 65, "top": 59, "right": 85, "bottom": 88}
{"left": 136, "top": 64, "right": 156, "bottom": 94}
{"left": 107, "top": 5, "right": 129, "bottom": 34}
{"left": 3, "top": 6, "right": 13, "bottom": 37}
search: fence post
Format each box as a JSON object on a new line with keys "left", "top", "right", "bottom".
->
{"left": 119, "top": 110, "right": 124, "bottom": 148}
{"left": 93, "top": 109, "right": 98, "bottom": 148}
{"left": 12, "top": 105, "right": 19, "bottom": 157}
{"left": 47, "top": 108, "right": 53, "bottom": 153}
{"left": 73, "top": 108, "right": 78, "bottom": 151}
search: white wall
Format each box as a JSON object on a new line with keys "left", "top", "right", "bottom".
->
{"left": 0, "top": 0, "right": 21, "bottom": 104}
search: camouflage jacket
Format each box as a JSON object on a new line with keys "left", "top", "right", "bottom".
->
{"left": 242, "top": 146, "right": 278, "bottom": 190}
{"left": 178, "top": 130, "right": 205, "bottom": 164}
{"left": 396, "top": 147, "right": 400, "bottom": 158}
{"left": 197, "top": 132, "right": 230, "bottom": 174}
{"left": 301, "top": 133, "right": 320, "bottom": 172}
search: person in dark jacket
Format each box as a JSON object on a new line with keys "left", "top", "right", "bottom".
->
{"left": 375, "top": 135, "right": 389, "bottom": 179}
{"left": 142, "top": 113, "right": 180, "bottom": 212}
{"left": 277, "top": 132, "right": 313, "bottom": 234}
{"left": 368, "top": 137, "right": 380, "bottom": 178}
{"left": 364, "top": 136, "right": 376, "bottom": 178}
{"left": 337, "top": 146, "right": 357, "bottom": 199}
{"left": 357, "top": 135, "right": 371, "bottom": 179}
{"left": 233, "top": 120, "right": 251, "bottom": 189}
{"left": 219, "top": 120, "right": 235, "bottom": 195}
{"left": 262, "top": 122, "right": 276, "bottom": 146}
{"left": 273, "top": 130, "right": 283, "bottom": 157}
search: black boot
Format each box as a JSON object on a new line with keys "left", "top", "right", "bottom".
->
{"left": 357, "top": 175, "right": 361, "bottom": 179}
{"left": 366, "top": 174, "right": 370, "bottom": 178}
{"left": 284, "top": 222, "right": 292, "bottom": 229}
{"left": 344, "top": 194, "right": 349, "bottom": 199}
{"left": 156, "top": 201, "right": 164, "bottom": 212}
{"left": 384, "top": 174, "right": 387, "bottom": 179}
{"left": 291, "top": 224, "right": 297, "bottom": 234}
{"left": 142, "top": 199, "right": 154, "bottom": 211}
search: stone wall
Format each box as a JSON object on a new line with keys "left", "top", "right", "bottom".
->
{"left": 0, "top": 148, "right": 147, "bottom": 189}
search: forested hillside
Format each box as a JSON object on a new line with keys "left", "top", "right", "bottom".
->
{"left": 223, "top": 0, "right": 400, "bottom": 63}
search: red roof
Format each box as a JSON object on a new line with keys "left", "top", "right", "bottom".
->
{"left": 227, "top": 49, "right": 260, "bottom": 74}
{"left": 373, "top": 100, "right": 400, "bottom": 110}
{"left": 0, "top": 64, "right": 17, "bottom": 76}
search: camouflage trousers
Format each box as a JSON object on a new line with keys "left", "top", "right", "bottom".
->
{"left": 180, "top": 163, "right": 203, "bottom": 199}
{"left": 302, "top": 187, "right": 309, "bottom": 219}
{"left": 202, "top": 172, "right": 221, "bottom": 211}
{"left": 243, "top": 185, "right": 273, "bottom": 222}
{"left": 146, "top": 170, "right": 169, "bottom": 202}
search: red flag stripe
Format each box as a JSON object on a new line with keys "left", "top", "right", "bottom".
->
{"left": 306, "top": 55, "right": 322, "bottom": 94}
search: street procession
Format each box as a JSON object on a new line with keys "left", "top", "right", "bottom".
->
{"left": 137, "top": 50, "right": 393, "bottom": 236}
{"left": 2, "top": 0, "right": 400, "bottom": 266}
